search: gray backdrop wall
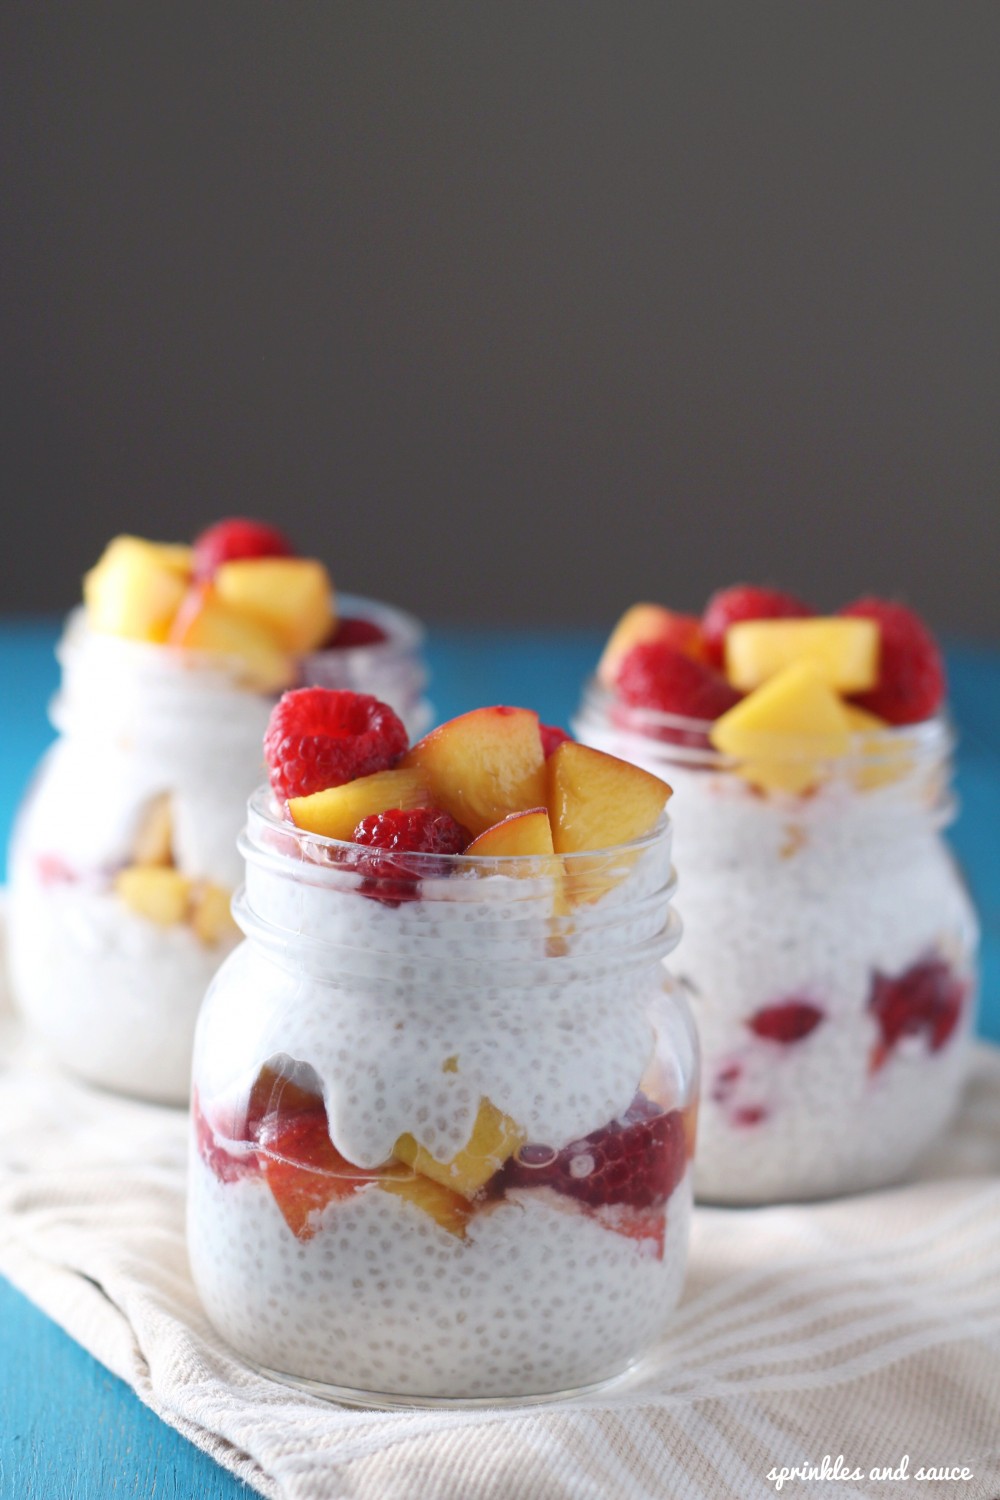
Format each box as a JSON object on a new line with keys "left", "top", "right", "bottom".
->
{"left": 2, "top": 4, "right": 998, "bottom": 635}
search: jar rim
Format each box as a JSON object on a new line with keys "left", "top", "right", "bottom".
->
{"left": 573, "top": 676, "right": 955, "bottom": 771}
{"left": 59, "top": 592, "right": 425, "bottom": 679}
{"left": 245, "top": 783, "right": 673, "bottom": 872}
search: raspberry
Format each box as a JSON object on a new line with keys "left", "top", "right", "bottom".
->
{"left": 869, "top": 956, "right": 967, "bottom": 1071}
{"left": 353, "top": 807, "right": 471, "bottom": 904}
{"left": 323, "top": 616, "right": 389, "bottom": 650}
{"left": 616, "top": 642, "right": 742, "bottom": 722}
{"left": 502, "top": 1095, "right": 687, "bottom": 1211}
{"left": 539, "top": 722, "right": 571, "bottom": 758}
{"left": 747, "top": 1000, "right": 825, "bottom": 1044}
{"left": 353, "top": 807, "right": 470, "bottom": 855}
{"left": 840, "top": 597, "right": 946, "bottom": 725}
{"left": 193, "top": 517, "right": 295, "bottom": 577}
{"left": 702, "top": 584, "right": 814, "bottom": 668}
{"left": 264, "top": 688, "right": 408, "bottom": 800}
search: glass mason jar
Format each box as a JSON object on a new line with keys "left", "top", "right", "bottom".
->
{"left": 188, "top": 788, "right": 698, "bottom": 1406}
{"left": 574, "top": 679, "right": 979, "bottom": 1204}
{"left": 7, "top": 596, "right": 430, "bottom": 1105}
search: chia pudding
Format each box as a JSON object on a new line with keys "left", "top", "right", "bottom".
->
{"left": 575, "top": 592, "right": 979, "bottom": 1202}
{"left": 8, "top": 522, "right": 430, "bottom": 1104}
{"left": 188, "top": 695, "right": 697, "bottom": 1404}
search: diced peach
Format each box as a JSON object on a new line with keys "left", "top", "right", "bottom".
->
{"left": 132, "top": 794, "right": 173, "bottom": 867}
{"left": 401, "top": 707, "right": 547, "bottom": 838}
{"left": 465, "top": 807, "right": 555, "bottom": 857}
{"left": 214, "top": 558, "right": 335, "bottom": 654}
{"left": 394, "top": 1098, "right": 524, "bottom": 1199}
{"left": 168, "top": 583, "right": 294, "bottom": 691}
{"left": 546, "top": 741, "right": 671, "bottom": 854}
{"left": 709, "top": 661, "right": 853, "bottom": 794}
{"left": 378, "top": 1172, "right": 472, "bottom": 1238}
{"left": 115, "top": 866, "right": 192, "bottom": 925}
{"left": 190, "top": 882, "right": 239, "bottom": 946}
{"left": 83, "top": 536, "right": 192, "bottom": 642}
{"left": 288, "top": 767, "right": 430, "bottom": 841}
{"left": 725, "top": 617, "right": 879, "bottom": 693}
{"left": 598, "top": 604, "right": 705, "bottom": 683}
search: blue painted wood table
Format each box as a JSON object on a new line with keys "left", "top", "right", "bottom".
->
{"left": 1, "top": 620, "right": 998, "bottom": 1498}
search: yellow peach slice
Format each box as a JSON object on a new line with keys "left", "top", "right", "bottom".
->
{"left": 546, "top": 741, "right": 671, "bottom": 854}
{"left": 378, "top": 1172, "right": 472, "bottom": 1238}
{"left": 288, "top": 767, "right": 431, "bottom": 841}
{"left": 710, "top": 661, "right": 853, "bottom": 794}
{"left": 115, "top": 866, "right": 192, "bottom": 926}
{"left": 465, "top": 807, "right": 555, "bottom": 857}
{"left": 725, "top": 617, "right": 879, "bottom": 693}
{"left": 168, "top": 584, "right": 294, "bottom": 691}
{"left": 597, "top": 603, "right": 705, "bottom": 683}
{"left": 401, "top": 707, "right": 546, "bottom": 838}
{"left": 214, "top": 558, "right": 335, "bottom": 655}
{"left": 83, "top": 536, "right": 192, "bottom": 643}
{"left": 394, "top": 1099, "right": 524, "bottom": 1199}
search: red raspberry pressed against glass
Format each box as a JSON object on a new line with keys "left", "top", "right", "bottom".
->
{"left": 265, "top": 689, "right": 409, "bottom": 800}
{"left": 353, "top": 808, "right": 470, "bottom": 856}
{"left": 193, "top": 517, "right": 295, "bottom": 577}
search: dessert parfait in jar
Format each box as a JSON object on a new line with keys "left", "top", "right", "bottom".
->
{"left": 189, "top": 690, "right": 698, "bottom": 1404}
{"left": 574, "top": 587, "right": 979, "bottom": 1203}
{"left": 8, "top": 519, "right": 430, "bottom": 1104}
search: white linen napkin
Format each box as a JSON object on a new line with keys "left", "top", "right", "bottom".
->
{"left": 2, "top": 937, "right": 999, "bottom": 1500}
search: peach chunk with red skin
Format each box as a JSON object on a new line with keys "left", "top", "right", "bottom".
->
{"left": 400, "top": 707, "right": 547, "bottom": 838}
{"left": 598, "top": 603, "right": 706, "bottom": 683}
{"left": 168, "top": 582, "right": 294, "bottom": 691}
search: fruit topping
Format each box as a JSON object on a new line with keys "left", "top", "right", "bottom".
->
{"left": 168, "top": 584, "right": 294, "bottom": 691}
{"left": 401, "top": 707, "right": 547, "bottom": 838}
{"left": 598, "top": 604, "right": 706, "bottom": 683}
{"left": 503, "top": 1094, "right": 687, "bottom": 1212}
{"left": 868, "top": 955, "right": 967, "bottom": 1071}
{"left": 353, "top": 807, "right": 471, "bottom": 902}
{"left": 265, "top": 688, "right": 408, "bottom": 801}
{"left": 616, "top": 642, "right": 742, "bottom": 720}
{"left": 324, "top": 616, "right": 389, "bottom": 649}
{"left": 214, "top": 558, "right": 334, "bottom": 655}
{"left": 84, "top": 536, "right": 192, "bottom": 643}
{"left": 288, "top": 767, "right": 430, "bottom": 840}
{"left": 842, "top": 703, "right": 913, "bottom": 789}
{"left": 354, "top": 806, "right": 470, "bottom": 857}
{"left": 702, "top": 584, "right": 814, "bottom": 668}
{"left": 394, "top": 1099, "right": 524, "bottom": 1198}
{"left": 747, "top": 1000, "right": 825, "bottom": 1043}
{"left": 546, "top": 740, "right": 671, "bottom": 855}
{"left": 539, "top": 723, "right": 572, "bottom": 758}
{"left": 192, "top": 517, "right": 294, "bottom": 577}
{"left": 841, "top": 597, "right": 946, "bottom": 725}
{"left": 709, "top": 661, "right": 853, "bottom": 794}
{"left": 464, "top": 808, "right": 555, "bottom": 858}
{"left": 725, "top": 618, "right": 879, "bottom": 694}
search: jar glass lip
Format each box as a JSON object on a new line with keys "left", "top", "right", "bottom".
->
{"left": 574, "top": 675, "right": 954, "bottom": 769}
{"left": 60, "top": 592, "right": 425, "bottom": 676}
{"left": 245, "top": 783, "right": 673, "bottom": 871}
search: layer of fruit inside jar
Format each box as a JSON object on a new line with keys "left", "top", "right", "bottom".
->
{"left": 195, "top": 1064, "right": 696, "bottom": 1257}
